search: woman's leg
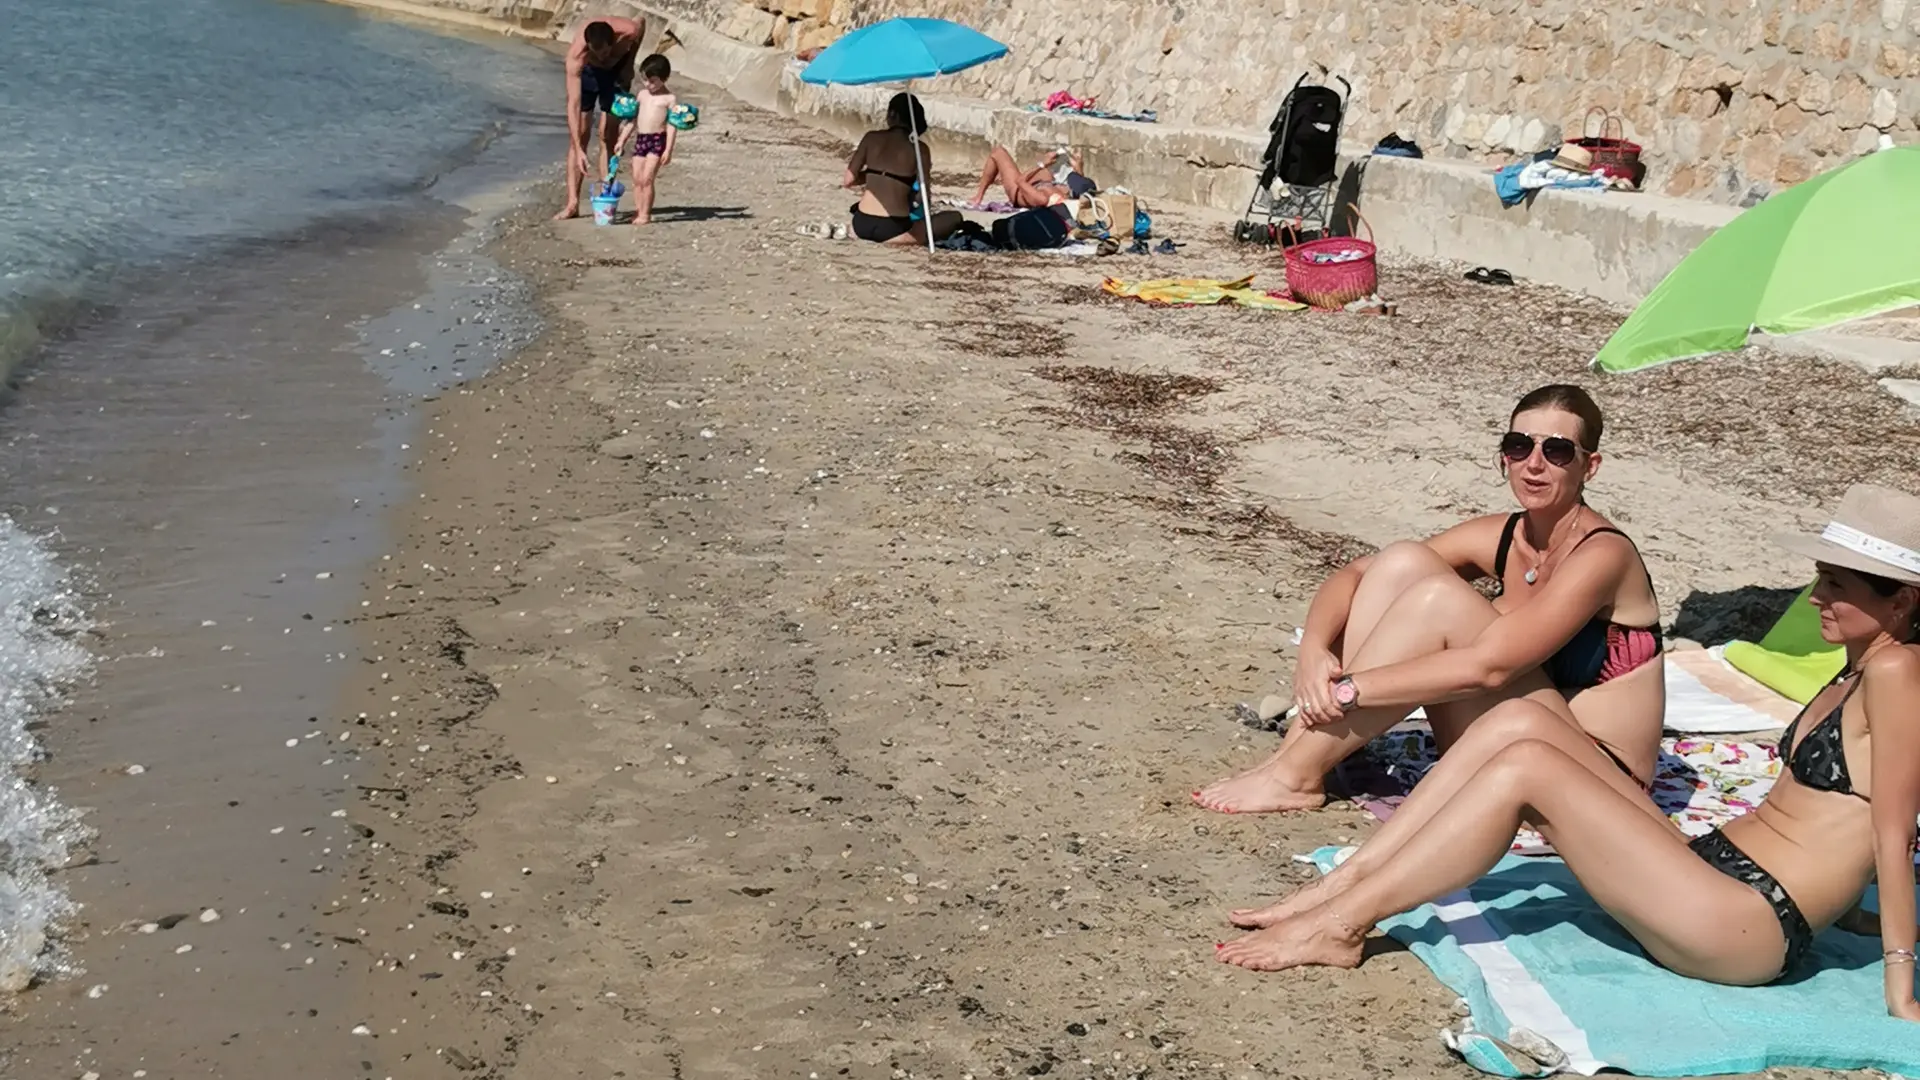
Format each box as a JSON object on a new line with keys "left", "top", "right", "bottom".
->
{"left": 1216, "top": 739, "right": 1786, "bottom": 985}
{"left": 1228, "top": 700, "right": 1663, "bottom": 927}
{"left": 977, "top": 146, "right": 1060, "bottom": 208}
{"left": 1196, "top": 554, "right": 1561, "bottom": 813}
{"left": 896, "top": 209, "right": 965, "bottom": 246}
{"left": 967, "top": 148, "right": 1008, "bottom": 205}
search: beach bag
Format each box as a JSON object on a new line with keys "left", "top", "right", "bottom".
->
{"left": 1071, "top": 196, "right": 1114, "bottom": 230}
{"left": 1281, "top": 209, "right": 1378, "bottom": 309}
{"left": 992, "top": 206, "right": 1071, "bottom": 250}
{"left": 1573, "top": 108, "right": 1642, "bottom": 181}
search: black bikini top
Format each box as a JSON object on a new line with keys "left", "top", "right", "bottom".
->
{"left": 1491, "top": 513, "right": 1662, "bottom": 620}
{"left": 1777, "top": 671, "right": 1865, "bottom": 799}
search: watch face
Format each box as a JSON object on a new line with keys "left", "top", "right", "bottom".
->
{"left": 1334, "top": 680, "right": 1356, "bottom": 705}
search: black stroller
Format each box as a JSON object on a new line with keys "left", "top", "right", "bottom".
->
{"left": 1233, "top": 72, "right": 1351, "bottom": 244}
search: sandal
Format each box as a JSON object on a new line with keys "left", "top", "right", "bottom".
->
{"left": 1465, "top": 266, "right": 1516, "bottom": 286}
{"left": 1154, "top": 239, "right": 1181, "bottom": 255}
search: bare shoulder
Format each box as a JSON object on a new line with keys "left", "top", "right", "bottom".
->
{"left": 1865, "top": 643, "right": 1920, "bottom": 684}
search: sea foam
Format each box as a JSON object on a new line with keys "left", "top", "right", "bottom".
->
{"left": 0, "top": 518, "right": 93, "bottom": 993}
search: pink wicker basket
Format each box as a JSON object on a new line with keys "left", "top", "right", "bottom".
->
{"left": 1283, "top": 211, "right": 1377, "bottom": 309}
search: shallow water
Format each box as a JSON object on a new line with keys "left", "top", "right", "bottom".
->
{"left": 0, "top": 0, "right": 548, "bottom": 373}
{"left": 0, "top": 0, "right": 557, "bottom": 998}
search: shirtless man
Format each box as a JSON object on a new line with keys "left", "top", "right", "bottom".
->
{"left": 555, "top": 15, "right": 647, "bottom": 220}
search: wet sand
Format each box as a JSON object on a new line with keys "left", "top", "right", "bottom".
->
{"left": 0, "top": 135, "right": 547, "bottom": 1073}
{"left": 316, "top": 84, "right": 1909, "bottom": 1080}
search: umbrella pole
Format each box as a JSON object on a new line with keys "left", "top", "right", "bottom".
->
{"left": 911, "top": 113, "right": 935, "bottom": 255}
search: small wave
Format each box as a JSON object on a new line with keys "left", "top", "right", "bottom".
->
{"left": 0, "top": 521, "right": 95, "bottom": 993}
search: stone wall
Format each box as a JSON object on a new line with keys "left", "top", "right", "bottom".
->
{"left": 696, "top": 0, "right": 1920, "bottom": 204}
{"left": 395, "top": 0, "right": 1920, "bottom": 204}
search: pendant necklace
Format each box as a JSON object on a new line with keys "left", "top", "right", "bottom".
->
{"left": 1524, "top": 508, "right": 1582, "bottom": 585}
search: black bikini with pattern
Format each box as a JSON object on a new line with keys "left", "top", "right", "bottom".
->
{"left": 1690, "top": 672, "right": 1864, "bottom": 977}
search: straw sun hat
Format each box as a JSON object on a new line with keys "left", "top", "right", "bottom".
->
{"left": 1550, "top": 143, "right": 1594, "bottom": 173}
{"left": 1774, "top": 484, "right": 1920, "bottom": 586}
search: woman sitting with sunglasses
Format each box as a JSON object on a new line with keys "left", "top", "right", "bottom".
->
{"left": 1216, "top": 485, "right": 1920, "bottom": 998}
{"left": 1194, "top": 384, "right": 1664, "bottom": 814}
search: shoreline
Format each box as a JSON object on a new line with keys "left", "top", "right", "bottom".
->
{"left": 0, "top": 107, "right": 554, "bottom": 1080}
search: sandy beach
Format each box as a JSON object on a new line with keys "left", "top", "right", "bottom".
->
{"left": 11, "top": 51, "right": 1920, "bottom": 1077}
{"left": 294, "top": 76, "right": 1920, "bottom": 1080}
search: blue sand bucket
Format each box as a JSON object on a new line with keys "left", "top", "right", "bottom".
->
{"left": 590, "top": 194, "right": 619, "bottom": 226}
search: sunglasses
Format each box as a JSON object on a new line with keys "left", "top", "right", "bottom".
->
{"left": 1500, "top": 431, "right": 1584, "bottom": 468}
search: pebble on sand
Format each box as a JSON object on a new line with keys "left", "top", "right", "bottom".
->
{"left": 199, "top": 908, "right": 221, "bottom": 923}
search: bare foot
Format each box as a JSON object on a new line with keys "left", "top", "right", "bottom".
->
{"left": 1228, "top": 874, "right": 1347, "bottom": 929}
{"left": 553, "top": 202, "right": 579, "bottom": 221}
{"left": 1214, "top": 907, "right": 1365, "bottom": 972}
{"left": 1191, "top": 756, "right": 1325, "bottom": 814}
{"left": 1070, "top": 150, "right": 1085, "bottom": 174}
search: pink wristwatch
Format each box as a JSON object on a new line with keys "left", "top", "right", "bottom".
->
{"left": 1332, "top": 676, "right": 1360, "bottom": 712}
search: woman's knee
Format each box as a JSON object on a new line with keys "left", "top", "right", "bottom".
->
{"left": 1463, "top": 700, "right": 1571, "bottom": 750}
{"left": 1362, "top": 541, "right": 1454, "bottom": 591}
{"left": 1482, "top": 737, "right": 1575, "bottom": 790}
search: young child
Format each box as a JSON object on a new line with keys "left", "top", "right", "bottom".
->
{"left": 618, "top": 53, "right": 677, "bottom": 226}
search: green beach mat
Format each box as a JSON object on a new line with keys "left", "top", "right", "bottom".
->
{"left": 1721, "top": 583, "right": 1844, "bottom": 705}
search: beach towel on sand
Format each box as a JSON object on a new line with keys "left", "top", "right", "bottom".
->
{"left": 1352, "top": 726, "right": 1778, "bottom": 857}
{"left": 1721, "top": 582, "right": 1846, "bottom": 705}
{"left": 1304, "top": 846, "right": 1920, "bottom": 1077}
{"left": 1100, "top": 274, "right": 1305, "bottom": 311}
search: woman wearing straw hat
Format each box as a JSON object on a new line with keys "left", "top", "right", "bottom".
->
{"left": 1215, "top": 483, "right": 1920, "bottom": 1000}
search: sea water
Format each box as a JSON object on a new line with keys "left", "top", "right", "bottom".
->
{"left": 0, "top": 0, "right": 554, "bottom": 989}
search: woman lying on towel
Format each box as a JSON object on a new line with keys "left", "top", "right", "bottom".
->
{"left": 964, "top": 146, "right": 1094, "bottom": 209}
{"left": 1217, "top": 484, "right": 1920, "bottom": 1004}
{"left": 1194, "top": 384, "right": 1665, "bottom": 813}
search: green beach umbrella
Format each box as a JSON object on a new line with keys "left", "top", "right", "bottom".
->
{"left": 1593, "top": 145, "right": 1920, "bottom": 373}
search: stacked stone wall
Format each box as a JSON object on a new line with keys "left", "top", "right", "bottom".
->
{"left": 701, "top": 0, "right": 1920, "bottom": 203}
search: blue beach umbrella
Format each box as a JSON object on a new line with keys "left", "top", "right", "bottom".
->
{"left": 800, "top": 18, "right": 1010, "bottom": 252}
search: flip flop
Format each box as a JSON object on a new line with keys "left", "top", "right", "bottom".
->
{"left": 1487, "top": 268, "right": 1516, "bottom": 285}
{"left": 1126, "top": 238, "right": 1150, "bottom": 255}
{"left": 1154, "top": 239, "right": 1181, "bottom": 254}
{"left": 1464, "top": 266, "right": 1494, "bottom": 283}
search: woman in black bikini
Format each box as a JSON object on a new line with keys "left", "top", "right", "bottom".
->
{"left": 1216, "top": 483, "right": 1920, "bottom": 1006}
{"left": 842, "top": 93, "right": 963, "bottom": 246}
{"left": 1196, "top": 384, "right": 1665, "bottom": 814}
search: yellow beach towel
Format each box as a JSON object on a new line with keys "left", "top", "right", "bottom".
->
{"left": 1100, "top": 274, "right": 1306, "bottom": 311}
{"left": 1721, "top": 582, "right": 1845, "bottom": 705}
